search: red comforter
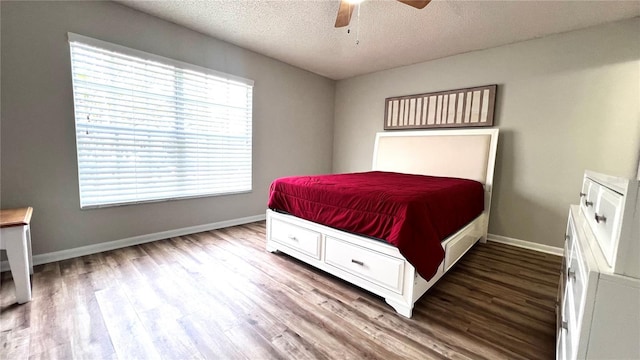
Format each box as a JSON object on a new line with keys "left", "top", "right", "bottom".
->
{"left": 267, "top": 171, "right": 484, "bottom": 280}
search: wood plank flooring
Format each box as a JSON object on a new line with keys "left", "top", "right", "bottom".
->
{"left": 1, "top": 221, "right": 562, "bottom": 359}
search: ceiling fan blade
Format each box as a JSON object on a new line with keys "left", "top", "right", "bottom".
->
{"left": 335, "top": 0, "right": 355, "bottom": 28}
{"left": 397, "top": 0, "right": 431, "bottom": 9}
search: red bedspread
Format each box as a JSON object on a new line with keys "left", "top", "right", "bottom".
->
{"left": 267, "top": 171, "right": 484, "bottom": 280}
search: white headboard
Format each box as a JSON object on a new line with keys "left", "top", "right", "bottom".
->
{"left": 372, "top": 129, "right": 499, "bottom": 188}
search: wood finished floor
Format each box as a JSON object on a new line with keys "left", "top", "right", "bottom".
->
{"left": 1, "top": 221, "right": 562, "bottom": 360}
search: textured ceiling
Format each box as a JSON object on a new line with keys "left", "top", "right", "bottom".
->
{"left": 116, "top": 0, "right": 640, "bottom": 80}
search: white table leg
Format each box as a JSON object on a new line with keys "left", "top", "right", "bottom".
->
{"left": 26, "top": 226, "right": 33, "bottom": 275}
{"left": 3, "top": 226, "right": 32, "bottom": 303}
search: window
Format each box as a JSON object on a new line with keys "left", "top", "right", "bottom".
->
{"left": 68, "top": 33, "right": 253, "bottom": 208}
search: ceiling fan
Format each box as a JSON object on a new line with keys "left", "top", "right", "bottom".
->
{"left": 335, "top": 0, "right": 431, "bottom": 28}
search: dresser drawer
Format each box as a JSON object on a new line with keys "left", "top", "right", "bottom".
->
{"left": 559, "top": 211, "right": 576, "bottom": 313}
{"left": 270, "top": 219, "right": 321, "bottom": 259}
{"left": 591, "top": 187, "right": 623, "bottom": 267}
{"left": 580, "top": 179, "right": 598, "bottom": 223}
{"left": 565, "top": 211, "right": 577, "bottom": 256}
{"left": 578, "top": 170, "right": 640, "bottom": 278}
{"left": 325, "top": 237, "right": 405, "bottom": 294}
{"left": 567, "top": 237, "right": 587, "bottom": 322}
{"left": 558, "top": 240, "right": 567, "bottom": 310}
{"left": 560, "top": 288, "right": 576, "bottom": 360}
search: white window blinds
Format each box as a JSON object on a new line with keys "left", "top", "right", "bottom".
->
{"left": 68, "top": 33, "right": 253, "bottom": 208}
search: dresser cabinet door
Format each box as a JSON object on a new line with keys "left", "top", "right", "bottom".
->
{"left": 591, "top": 188, "right": 623, "bottom": 266}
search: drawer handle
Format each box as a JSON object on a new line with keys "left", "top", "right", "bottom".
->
{"left": 595, "top": 213, "right": 607, "bottom": 224}
{"left": 584, "top": 199, "right": 593, "bottom": 207}
{"left": 579, "top": 192, "right": 586, "bottom": 197}
{"left": 287, "top": 235, "right": 298, "bottom": 241}
{"left": 351, "top": 259, "right": 364, "bottom": 266}
{"left": 567, "top": 267, "right": 576, "bottom": 282}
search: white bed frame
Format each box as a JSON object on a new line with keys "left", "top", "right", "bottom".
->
{"left": 266, "top": 129, "right": 499, "bottom": 318}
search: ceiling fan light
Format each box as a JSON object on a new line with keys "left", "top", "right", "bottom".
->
{"left": 346, "top": 0, "right": 365, "bottom": 4}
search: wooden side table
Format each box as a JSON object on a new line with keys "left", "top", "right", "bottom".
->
{"left": 0, "top": 207, "right": 33, "bottom": 303}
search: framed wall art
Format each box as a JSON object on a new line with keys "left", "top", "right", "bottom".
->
{"left": 384, "top": 84, "right": 497, "bottom": 130}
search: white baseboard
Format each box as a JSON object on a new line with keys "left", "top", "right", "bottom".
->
{"left": 487, "top": 233, "right": 563, "bottom": 256}
{"left": 1, "top": 214, "right": 266, "bottom": 272}
{"left": 2, "top": 221, "right": 561, "bottom": 274}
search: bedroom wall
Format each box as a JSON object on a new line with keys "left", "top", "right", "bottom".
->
{"left": 1, "top": 2, "right": 335, "bottom": 255}
{"left": 333, "top": 18, "right": 640, "bottom": 249}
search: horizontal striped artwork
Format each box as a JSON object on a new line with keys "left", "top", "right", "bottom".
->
{"left": 384, "top": 85, "right": 496, "bottom": 130}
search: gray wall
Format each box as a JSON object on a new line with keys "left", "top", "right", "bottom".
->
{"left": 1, "top": 1, "right": 335, "bottom": 255}
{"left": 333, "top": 18, "right": 640, "bottom": 248}
{"left": 2, "top": 2, "right": 638, "bottom": 256}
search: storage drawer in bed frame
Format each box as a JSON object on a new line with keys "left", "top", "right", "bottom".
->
{"left": 266, "top": 208, "right": 485, "bottom": 318}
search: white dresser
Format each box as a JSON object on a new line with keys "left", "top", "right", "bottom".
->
{"left": 557, "top": 171, "right": 640, "bottom": 360}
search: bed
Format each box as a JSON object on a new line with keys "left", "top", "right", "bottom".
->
{"left": 265, "top": 128, "right": 499, "bottom": 317}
